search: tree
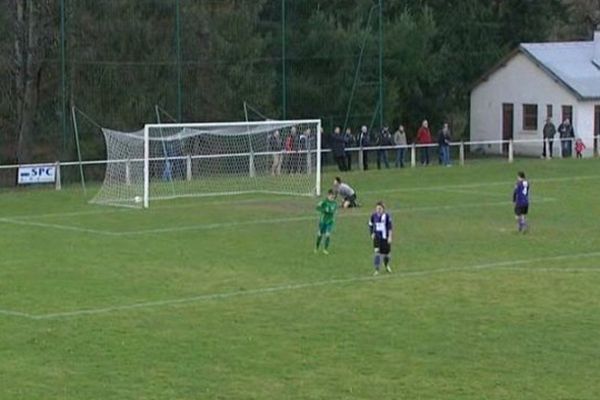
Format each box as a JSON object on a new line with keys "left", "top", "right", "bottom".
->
{"left": 10, "top": 0, "right": 56, "bottom": 163}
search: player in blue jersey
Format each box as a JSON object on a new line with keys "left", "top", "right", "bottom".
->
{"left": 513, "top": 171, "right": 530, "bottom": 233}
{"left": 368, "top": 201, "right": 393, "bottom": 275}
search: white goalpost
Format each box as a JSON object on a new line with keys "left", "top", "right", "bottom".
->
{"left": 91, "top": 120, "right": 322, "bottom": 208}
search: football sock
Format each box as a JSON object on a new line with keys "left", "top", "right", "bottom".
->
{"left": 324, "top": 236, "right": 330, "bottom": 250}
{"left": 383, "top": 256, "right": 390, "bottom": 267}
{"left": 316, "top": 235, "right": 322, "bottom": 249}
{"left": 374, "top": 254, "right": 381, "bottom": 270}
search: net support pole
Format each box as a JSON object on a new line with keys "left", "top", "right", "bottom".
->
{"left": 71, "top": 106, "right": 87, "bottom": 195}
{"left": 316, "top": 120, "right": 322, "bottom": 196}
{"left": 508, "top": 140, "right": 514, "bottom": 163}
{"left": 143, "top": 125, "right": 150, "bottom": 208}
{"left": 410, "top": 144, "right": 416, "bottom": 167}
{"left": 459, "top": 141, "right": 465, "bottom": 166}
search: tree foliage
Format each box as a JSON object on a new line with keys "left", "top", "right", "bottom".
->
{"left": 0, "top": 0, "right": 594, "bottom": 162}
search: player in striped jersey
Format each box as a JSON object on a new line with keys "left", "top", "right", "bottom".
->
{"left": 368, "top": 201, "right": 393, "bottom": 275}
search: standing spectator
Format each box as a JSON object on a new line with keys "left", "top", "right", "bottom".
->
{"left": 542, "top": 117, "right": 556, "bottom": 159}
{"left": 376, "top": 127, "right": 392, "bottom": 169}
{"left": 359, "top": 125, "right": 370, "bottom": 170}
{"left": 344, "top": 127, "right": 355, "bottom": 171}
{"left": 268, "top": 130, "right": 283, "bottom": 175}
{"left": 331, "top": 126, "right": 347, "bottom": 171}
{"left": 437, "top": 122, "right": 451, "bottom": 166}
{"left": 575, "top": 138, "right": 586, "bottom": 158}
{"left": 416, "top": 120, "right": 433, "bottom": 165}
{"left": 284, "top": 127, "right": 297, "bottom": 173}
{"left": 393, "top": 125, "right": 407, "bottom": 168}
{"left": 558, "top": 118, "right": 575, "bottom": 158}
{"left": 296, "top": 128, "right": 309, "bottom": 173}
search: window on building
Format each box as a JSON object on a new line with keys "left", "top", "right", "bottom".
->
{"left": 522, "top": 104, "right": 538, "bottom": 131}
{"left": 546, "top": 104, "right": 553, "bottom": 119}
{"left": 562, "top": 105, "right": 573, "bottom": 123}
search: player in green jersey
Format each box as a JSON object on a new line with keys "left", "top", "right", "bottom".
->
{"left": 315, "top": 189, "right": 338, "bottom": 254}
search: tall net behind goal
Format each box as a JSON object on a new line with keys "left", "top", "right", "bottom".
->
{"left": 91, "top": 120, "right": 322, "bottom": 208}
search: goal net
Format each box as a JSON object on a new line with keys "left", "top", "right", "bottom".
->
{"left": 91, "top": 120, "right": 322, "bottom": 208}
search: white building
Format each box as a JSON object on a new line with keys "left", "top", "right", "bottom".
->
{"left": 470, "top": 30, "right": 600, "bottom": 157}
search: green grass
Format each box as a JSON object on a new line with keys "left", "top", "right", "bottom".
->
{"left": 1, "top": 158, "right": 600, "bottom": 399}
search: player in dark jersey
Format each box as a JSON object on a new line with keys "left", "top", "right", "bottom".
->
{"left": 513, "top": 171, "right": 530, "bottom": 233}
{"left": 368, "top": 201, "right": 393, "bottom": 275}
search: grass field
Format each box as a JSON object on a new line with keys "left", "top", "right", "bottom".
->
{"left": 1, "top": 159, "right": 600, "bottom": 399}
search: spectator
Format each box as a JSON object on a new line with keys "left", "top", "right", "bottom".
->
{"left": 331, "top": 126, "right": 347, "bottom": 171}
{"left": 359, "top": 125, "right": 370, "bottom": 170}
{"left": 284, "top": 127, "right": 297, "bottom": 173}
{"left": 344, "top": 127, "right": 355, "bottom": 171}
{"left": 558, "top": 118, "right": 575, "bottom": 158}
{"left": 542, "top": 117, "right": 556, "bottom": 159}
{"left": 575, "top": 138, "right": 586, "bottom": 158}
{"left": 268, "top": 130, "right": 283, "bottom": 175}
{"left": 394, "top": 125, "right": 407, "bottom": 168}
{"left": 376, "top": 126, "right": 392, "bottom": 169}
{"left": 296, "top": 128, "right": 309, "bottom": 173}
{"left": 437, "top": 122, "right": 451, "bottom": 166}
{"left": 416, "top": 120, "right": 433, "bottom": 165}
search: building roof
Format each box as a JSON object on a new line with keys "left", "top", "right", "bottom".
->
{"left": 520, "top": 40, "right": 600, "bottom": 100}
{"left": 473, "top": 36, "right": 600, "bottom": 101}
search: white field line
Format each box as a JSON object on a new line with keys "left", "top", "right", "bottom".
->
{"left": 363, "top": 174, "right": 600, "bottom": 194}
{"left": 0, "top": 217, "right": 116, "bottom": 236}
{"left": 112, "top": 198, "right": 557, "bottom": 236}
{"left": 0, "top": 198, "right": 557, "bottom": 236}
{"left": 0, "top": 250, "right": 595, "bottom": 321}
{"left": 2, "top": 173, "right": 597, "bottom": 221}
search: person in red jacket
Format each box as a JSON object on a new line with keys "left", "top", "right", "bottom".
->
{"left": 416, "top": 120, "right": 432, "bottom": 165}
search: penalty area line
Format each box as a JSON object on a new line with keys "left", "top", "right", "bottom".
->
{"left": 19, "top": 250, "right": 600, "bottom": 321}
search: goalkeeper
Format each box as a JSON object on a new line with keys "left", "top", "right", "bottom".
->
{"left": 333, "top": 177, "right": 359, "bottom": 208}
{"left": 315, "top": 189, "right": 338, "bottom": 254}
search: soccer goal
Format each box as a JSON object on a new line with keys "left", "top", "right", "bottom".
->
{"left": 91, "top": 120, "right": 322, "bottom": 208}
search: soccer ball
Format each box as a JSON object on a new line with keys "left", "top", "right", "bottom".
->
{"left": 134, "top": 196, "right": 142, "bottom": 204}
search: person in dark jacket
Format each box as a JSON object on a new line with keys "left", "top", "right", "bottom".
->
{"left": 376, "top": 127, "right": 392, "bottom": 169}
{"left": 558, "top": 118, "right": 575, "bottom": 158}
{"left": 542, "top": 117, "right": 556, "bottom": 159}
{"left": 331, "top": 126, "right": 347, "bottom": 171}
{"left": 359, "top": 125, "right": 370, "bottom": 170}
{"left": 437, "top": 122, "right": 451, "bottom": 166}
{"left": 344, "top": 127, "right": 355, "bottom": 171}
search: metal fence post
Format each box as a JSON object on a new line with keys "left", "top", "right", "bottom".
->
{"left": 410, "top": 143, "right": 416, "bottom": 167}
{"left": 55, "top": 161, "right": 61, "bottom": 191}
{"left": 358, "top": 146, "right": 364, "bottom": 171}
{"left": 508, "top": 140, "right": 514, "bottom": 163}
{"left": 125, "top": 159, "right": 131, "bottom": 186}
{"left": 186, "top": 155, "right": 192, "bottom": 181}
{"left": 459, "top": 141, "right": 465, "bottom": 166}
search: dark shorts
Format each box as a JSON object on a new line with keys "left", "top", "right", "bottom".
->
{"left": 514, "top": 205, "right": 529, "bottom": 216}
{"left": 344, "top": 193, "right": 358, "bottom": 207}
{"left": 318, "top": 221, "right": 334, "bottom": 235}
{"left": 373, "top": 237, "right": 391, "bottom": 255}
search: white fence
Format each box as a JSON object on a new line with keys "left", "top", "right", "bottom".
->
{"left": 0, "top": 136, "right": 597, "bottom": 190}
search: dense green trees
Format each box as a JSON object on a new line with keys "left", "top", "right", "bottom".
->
{"left": 0, "top": 0, "right": 596, "bottom": 163}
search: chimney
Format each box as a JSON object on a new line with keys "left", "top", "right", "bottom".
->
{"left": 594, "top": 26, "right": 600, "bottom": 68}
